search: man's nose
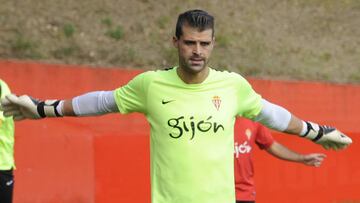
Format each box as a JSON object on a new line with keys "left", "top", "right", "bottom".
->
{"left": 193, "top": 43, "right": 201, "bottom": 55}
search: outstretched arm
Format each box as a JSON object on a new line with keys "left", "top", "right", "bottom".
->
{"left": 0, "top": 91, "right": 118, "bottom": 120}
{"left": 266, "top": 141, "right": 326, "bottom": 167}
{"left": 62, "top": 100, "right": 76, "bottom": 116}
{"left": 255, "top": 99, "right": 352, "bottom": 150}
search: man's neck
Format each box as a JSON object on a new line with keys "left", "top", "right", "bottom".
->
{"left": 176, "top": 67, "right": 210, "bottom": 84}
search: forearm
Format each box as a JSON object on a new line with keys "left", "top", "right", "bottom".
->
{"left": 266, "top": 141, "right": 327, "bottom": 167}
{"left": 255, "top": 99, "right": 300, "bottom": 134}
{"left": 61, "top": 100, "right": 76, "bottom": 116}
{"left": 266, "top": 141, "right": 304, "bottom": 163}
{"left": 284, "top": 114, "right": 303, "bottom": 135}
{"left": 70, "top": 91, "right": 118, "bottom": 116}
{"left": 254, "top": 100, "right": 352, "bottom": 150}
{"left": 39, "top": 91, "right": 118, "bottom": 117}
{"left": 255, "top": 99, "right": 316, "bottom": 136}
{"left": 0, "top": 91, "right": 118, "bottom": 120}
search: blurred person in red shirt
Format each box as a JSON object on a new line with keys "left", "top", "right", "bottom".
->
{"left": 234, "top": 118, "right": 326, "bottom": 203}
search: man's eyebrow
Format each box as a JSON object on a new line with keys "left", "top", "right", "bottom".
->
{"left": 183, "top": 39, "right": 212, "bottom": 43}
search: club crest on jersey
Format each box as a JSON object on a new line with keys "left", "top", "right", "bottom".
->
{"left": 212, "top": 96, "right": 221, "bottom": 111}
{"left": 245, "top": 129, "right": 252, "bottom": 140}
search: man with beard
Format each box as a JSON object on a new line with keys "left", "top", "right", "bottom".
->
{"left": 0, "top": 10, "right": 351, "bottom": 203}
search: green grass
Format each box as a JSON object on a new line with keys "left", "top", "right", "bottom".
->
{"left": 53, "top": 46, "right": 80, "bottom": 59}
{"left": 63, "top": 23, "right": 75, "bottom": 38}
{"left": 101, "top": 17, "right": 124, "bottom": 40}
{"left": 101, "top": 17, "right": 113, "bottom": 27}
{"left": 156, "top": 16, "right": 171, "bottom": 29}
{"left": 1, "top": 0, "right": 359, "bottom": 83}
{"left": 105, "top": 26, "right": 124, "bottom": 40}
{"left": 9, "top": 33, "right": 42, "bottom": 59}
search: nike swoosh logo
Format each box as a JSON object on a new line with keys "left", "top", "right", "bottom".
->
{"left": 162, "top": 100, "right": 175, "bottom": 105}
{"left": 6, "top": 180, "right": 13, "bottom": 186}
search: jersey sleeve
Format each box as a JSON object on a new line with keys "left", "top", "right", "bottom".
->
{"left": 235, "top": 75, "right": 263, "bottom": 119}
{"left": 0, "top": 81, "right": 2, "bottom": 120}
{"left": 113, "top": 72, "right": 148, "bottom": 114}
{"left": 254, "top": 123, "right": 274, "bottom": 150}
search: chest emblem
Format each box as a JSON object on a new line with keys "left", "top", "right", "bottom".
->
{"left": 245, "top": 129, "right": 252, "bottom": 140}
{"left": 212, "top": 96, "right": 221, "bottom": 111}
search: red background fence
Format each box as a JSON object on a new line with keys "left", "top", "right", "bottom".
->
{"left": 1, "top": 60, "right": 359, "bottom": 203}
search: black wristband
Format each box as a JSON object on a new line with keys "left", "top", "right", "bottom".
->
{"left": 311, "top": 125, "right": 324, "bottom": 142}
{"left": 36, "top": 100, "right": 62, "bottom": 118}
{"left": 300, "top": 121, "right": 313, "bottom": 137}
{"left": 37, "top": 102, "right": 46, "bottom": 118}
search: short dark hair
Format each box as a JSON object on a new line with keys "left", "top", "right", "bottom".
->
{"left": 175, "top": 9, "right": 215, "bottom": 38}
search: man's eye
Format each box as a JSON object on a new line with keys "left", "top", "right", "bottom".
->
{"left": 200, "top": 42, "right": 210, "bottom": 46}
{"left": 184, "top": 41, "right": 195, "bottom": 45}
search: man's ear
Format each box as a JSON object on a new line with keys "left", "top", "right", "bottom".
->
{"left": 172, "top": 36, "right": 179, "bottom": 48}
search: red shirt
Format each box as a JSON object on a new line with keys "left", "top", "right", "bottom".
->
{"left": 234, "top": 118, "right": 274, "bottom": 201}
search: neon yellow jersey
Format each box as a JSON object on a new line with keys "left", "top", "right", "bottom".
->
{"left": 0, "top": 79, "right": 15, "bottom": 170}
{"left": 114, "top": 67, "right": 262, "bottom": 203}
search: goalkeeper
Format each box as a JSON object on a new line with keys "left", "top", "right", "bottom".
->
{"left": 0, "top": 9, "right": 352, "bottom": 203}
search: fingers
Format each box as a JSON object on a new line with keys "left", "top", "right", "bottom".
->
{"left": 316, "top": 153, "right": 327, "bottom": 158}
{"left": 1, "top": 104, "right": 26, "bottom": 121}
{"left": 3, "top": 109, "right": 21, "bottom": 117}
{"left": 329, "top": 143, "right": 340, "bottom": 151}
{"left": 304, "top": 153, "right": 326, "bottom": 167}
{"left": 335, "top": 143, "right": 347, "bottom": 150}
{"left": 328, "top": 130, "right": 352, "bottom": 144}
{"left": 0, "top": 96, "right": 11, "bottom": 111}
{"left": 1, "top": 105, "right": 19, "bottom": 115}
{"left": 325, "top": 142, "right": 348, "bottom": 151}
{"left": 1, "top": 94, "right": 36, "bottom": 120}
{"left": 1, "top": 95, "right": 22, "bottom": 117}
{"left": 318, "top": 129, "right": 352, "bottom": 150}
{"left": 1, "top": 94, "right": 20, "bottom": 110}
{"left": 322, "top": 143, "right": 330, "bottom": 150}
{"left": 312, "top": 153, "right": 326, "bottom": 161}
{"left": 4, "top": 94, "right": 21, "bottom": 105}
{"left": 311, "top": 154, "right": 326, "bottom": 161}
{"left": 0, "top": 95, "right": 12, "bottom": 106}
{"left": 13, "top": 114, "right": 26, "bottom": 121}
{"left": 341, "top": 135, "right": 352, "bottom": 144}
{"left": 4, "top": 107, "right": 26, "bottom": 121}
{"left": 313, "top": 161, "right": 322, "bottom": 167}
{"left": 307, "top": 159, "right": 323, "bottom": 167}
